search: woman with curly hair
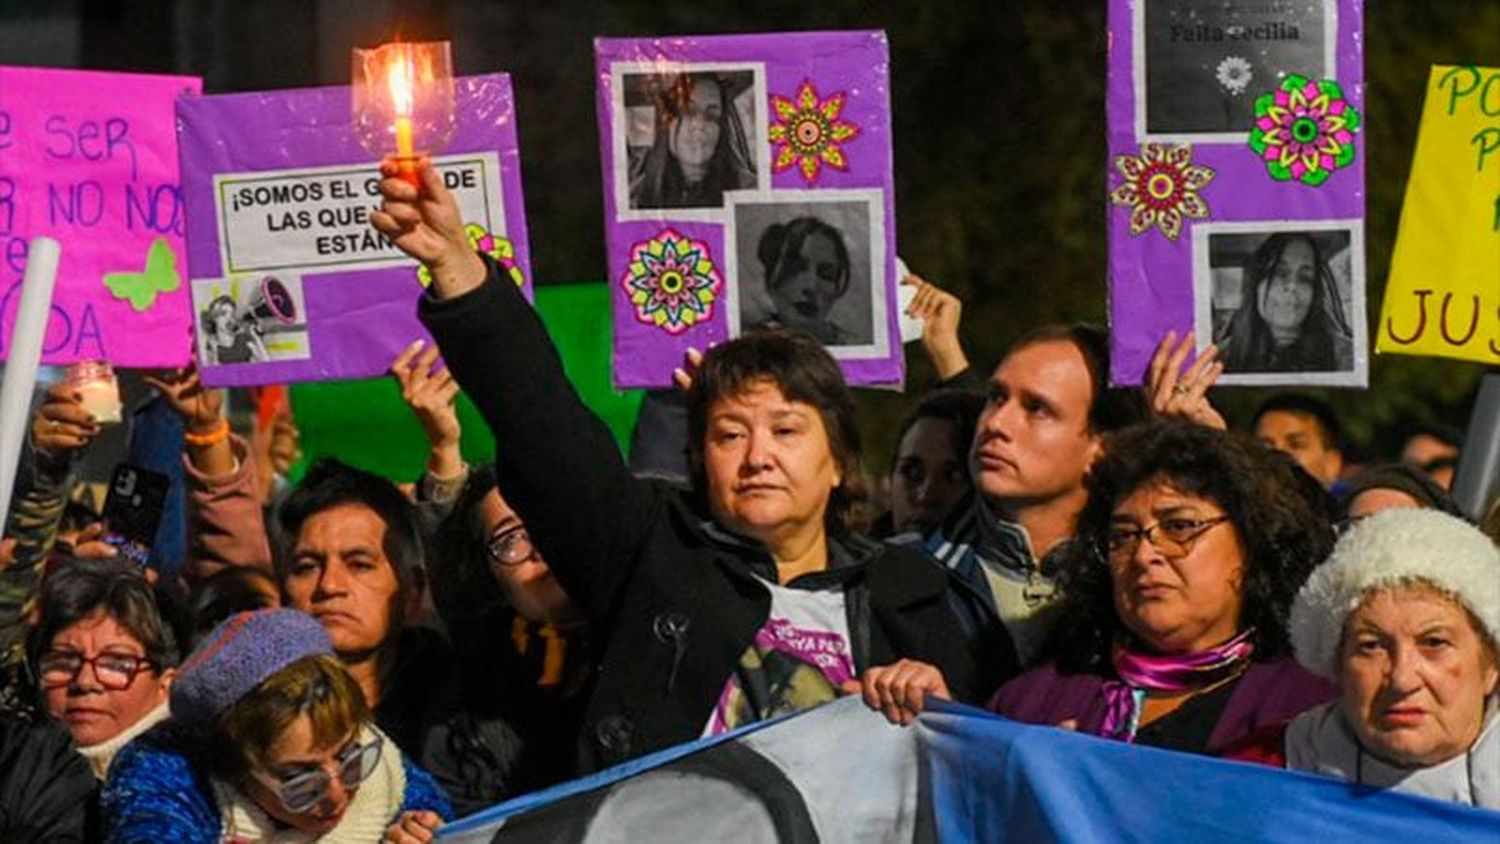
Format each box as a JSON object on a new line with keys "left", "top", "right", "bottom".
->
{"left": 989, "top": 421, "right": 1336, "bottom": 756}
{"left": 1214, "top": 233, "right": 1354, "bottom": 374}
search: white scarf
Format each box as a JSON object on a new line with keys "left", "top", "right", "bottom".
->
{"left": 1285, "top": 700, "right": 1500, "bottom": 809}
{"left": 210, "top": 724, "right": 407, "bottom": 843}
{"left": 77, "top": 701, "right": 171, "bottom": 781}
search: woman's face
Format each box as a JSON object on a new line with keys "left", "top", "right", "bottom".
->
{"left": 703, "top": 379, "right": 842, "bottom": 553}
{"left": 41, "top": 611, "right": 173, "bottom": 747}
{"left": 667, "top": 76, "right": 723, "bottom": 174}
{"left": 768, "top": 231, "right": 843, "bottom": 330}
{"left": 210, "top": 302, "right": 236, "bottom": 334}
{"left": 1108, "top": 479, "right": 1246, "bottom": 654}
{"left": 889, "top": 418, "right": 968, "bottom": 536}
{"left": 241, "top": 715, "right": 362, "bottom": 834}
{"left": 1256, "top": 237, "right": 1316, "bottom": 337}
{"left": 479, "top": 487, "right": 581, "bottom": 626}
{"left": 1339, "top": 586, "right": 1499, "bottom": 768}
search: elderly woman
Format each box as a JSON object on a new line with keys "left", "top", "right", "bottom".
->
{"left": 372, "top": 159, "right": 978, "bottom": 771}
{"left": 1278, "top": 509, "right": 1498, "bottom": 807}
{"left": 989, "top": 421, "right": 1335, "bottom": 754}
{"left": 28, "top": 560, "right": 179, "bottom": 780}
{"left": 104, "top": 608, "right": 451, "bottom": 842}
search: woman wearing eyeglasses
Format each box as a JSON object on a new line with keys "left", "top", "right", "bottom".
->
{"left": 418, "top": 465, "right": 592, "bottom": 814}
{"left": 28, "top": 559, "right": 180, "bottom": 781}
{"left": 103, "top": 608, "right": 451, "bottom": 842}
{"left": 989, "top": 421, "right": 1336, "bottom": 755}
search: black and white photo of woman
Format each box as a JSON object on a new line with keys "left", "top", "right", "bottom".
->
{"left": 1212, "top": 231, "right": 1355, "bottom": 374}
{"left": 627, "top": 71, "right": 756, "bottom": 210}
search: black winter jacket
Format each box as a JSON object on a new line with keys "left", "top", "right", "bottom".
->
{"left": 418, "top": 261, "right": 981, "bottom": 772}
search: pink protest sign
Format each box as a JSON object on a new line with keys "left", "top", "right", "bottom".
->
{"left": 0, "top": 66, "right": 201, "bottom": 366}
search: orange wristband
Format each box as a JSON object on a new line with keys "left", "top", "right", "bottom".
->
{"left": 183, "top": 418, "right": 231, "bottom": 447}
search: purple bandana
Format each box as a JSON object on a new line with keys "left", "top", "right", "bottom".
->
{"left": 1098, "top": 628, "right": 1256, "bottom": 741}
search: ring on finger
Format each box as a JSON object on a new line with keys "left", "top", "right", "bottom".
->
{"left": 1172, "top": 384, "right": 1191, "bottom": 396}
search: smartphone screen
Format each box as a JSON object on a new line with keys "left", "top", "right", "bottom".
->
{"left": 101, "top": 464, "right": 170, "bottom": 566}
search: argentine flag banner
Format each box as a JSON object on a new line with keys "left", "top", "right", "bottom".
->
{"left": 438, "top": 697, "right": 1500, "bottom": 842}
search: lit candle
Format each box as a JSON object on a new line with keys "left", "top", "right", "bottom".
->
{"left": 66, "top": 360, "right": 122, "bottom": 425}
{"left": 388, "top": 51, "right": 418, "bottom": 185}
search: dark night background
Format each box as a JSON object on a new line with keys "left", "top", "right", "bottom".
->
{"left": 2, "top": 0, "right": 1496, "bottom": 466}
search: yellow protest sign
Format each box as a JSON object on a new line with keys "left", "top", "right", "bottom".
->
{"left": 1378, "top": 65, "right": 1499, "bottom": 365}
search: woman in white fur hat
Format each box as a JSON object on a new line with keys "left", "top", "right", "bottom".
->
{"left": 1277, "top": 508, "right": 1499, "bottom": 808}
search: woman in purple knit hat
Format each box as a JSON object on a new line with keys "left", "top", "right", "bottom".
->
{"left": 990, "top": 421, "right": 1335, "bottom": 755}
{"left": 102, "top": 608, "right": 451, "bottom": 842}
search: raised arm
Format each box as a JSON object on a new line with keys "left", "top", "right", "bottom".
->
{"left": 141, "top": 365, "right": 272, "bottom": 580}
{"left": 372, "top": 158, "right": 658, "bottom": 621}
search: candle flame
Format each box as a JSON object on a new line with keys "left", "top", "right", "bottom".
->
{"left": 387, "top": 50, "right": 414, "bottom": 116}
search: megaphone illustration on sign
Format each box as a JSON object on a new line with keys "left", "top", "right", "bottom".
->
{"left": 241, "top": 275, "right": 298, "bottom": 330}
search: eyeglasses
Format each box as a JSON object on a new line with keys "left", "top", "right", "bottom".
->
{"left": 37, "top": 651, "right": 157, "bottom": 690}
{"left": 1105, "top": 516, "right": 1230, "bottom": 559}
{"left": 252, "top": 734, "right": 384, "bottom": 814}
{"left": 486, "top": 525, "right": 536, "bottom": 567}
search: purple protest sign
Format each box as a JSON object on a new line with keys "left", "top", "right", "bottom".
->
{"left": 1107, "top": 1, "right": 1367, "bottom": 387}
{"left": 0, "top": 66, "right": 200, "bottom": 367}
{"left": 595, "top": 31, "right": 900, "bottom": 388}
{"left": 177, "top": 74, "right": 531, "bottom": 387}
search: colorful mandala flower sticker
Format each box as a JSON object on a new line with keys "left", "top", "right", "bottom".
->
{"left": 622, "top": 228, "right": 722, "bottom": 334}
{"left": 1109, "top": 143, "right": 1214, "bottom": 242}
{"left": 417, "top": 224, "right": 525, "bottom": 288}
{"left": 768, "top": 79, "right": 861, "bottom": 184}
{"left": 1249, "top": 74, "right": 1360, "bottom": 187}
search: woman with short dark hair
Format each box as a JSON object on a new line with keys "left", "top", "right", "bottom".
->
{"left": 372, "top": 160, "right": 979, "bottom": 771}
{"left": 990, "top": 421, "right": 1336, "bottom": 755}
{"left": 28, "top": 559, "right": 180, "bottom": 780}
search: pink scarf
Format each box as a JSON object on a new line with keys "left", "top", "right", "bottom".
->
{"left": 1098, "top": 628, "right": 1255, "bottom": 741}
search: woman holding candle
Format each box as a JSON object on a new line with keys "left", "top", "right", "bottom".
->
{"left": 372, "top": 159, "right": 978, "bottom": 771}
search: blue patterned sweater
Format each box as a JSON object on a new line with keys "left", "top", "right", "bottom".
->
{"left": 102, "top": 726, "right": 452, "bottom": 842}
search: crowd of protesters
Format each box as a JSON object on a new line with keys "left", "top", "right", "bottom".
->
{"left": 0, "top": 158, "right": 1495, "bottom": 840}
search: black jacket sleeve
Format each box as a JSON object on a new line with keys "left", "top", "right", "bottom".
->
{"left": 417, "top": 259, "right": 661, "bottom": 627}
{"left": 0, "top": 718, "right": 95, "bottom": 842}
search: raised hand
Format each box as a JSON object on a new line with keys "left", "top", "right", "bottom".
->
{"left": 370, "top": 157, "right": 487, "bottom": 298}
{"left": 1146, "top": 330, "right": 1226, "bottom": 430}
{"left": 671, "top": 346, "right": 706, "bottom": 392}
{"left": 140, "top": 364, "right": 225, "bottom": 434}
{"left": 391, "top": 339, "right": 461, "bottom": 450}
{"left": 901, "top": 274, "right": 969, "bottom": 381}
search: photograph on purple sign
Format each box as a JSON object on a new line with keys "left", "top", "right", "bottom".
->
{"left": 619, "top": 67, "right": 762, "bottom": 215}
{"left": 725, "top": 189, "right": 888, "bottom": 360}
{"left": 191, "top": 272, "right": 310, "bottom": 366}
{"left": 612, "top": 61, "right": 769, "bottom": 223}
{"left": 1191, "top": 219, "right": 1365, "bottom": 386}
{"left": 1138, "top": 0, "right": 1336, "bottom": 142}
